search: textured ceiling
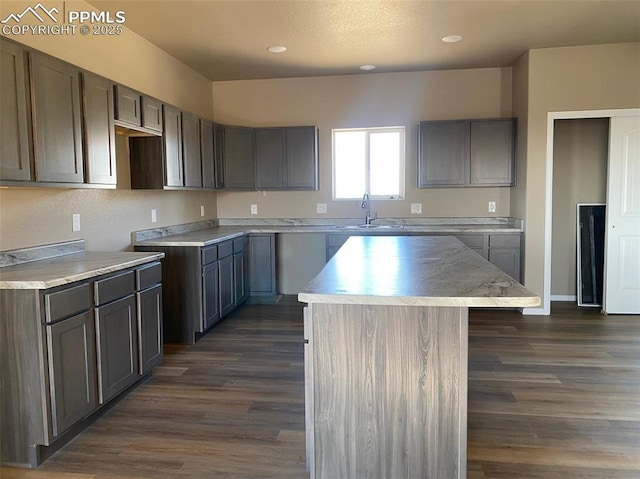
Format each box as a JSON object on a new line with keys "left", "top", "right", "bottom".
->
{"left": 86, "top": 0, "right": 640, "bottom": 81}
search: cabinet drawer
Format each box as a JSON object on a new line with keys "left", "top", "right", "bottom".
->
{"left": 201, "top": 245, "right": 218, "bottom": 265}
{"left": 454, "top": 234, "right": 485, "bottom": 249}
{"left": 136, "top": 262, "right": 162, "bottom": 290}
{"left": 233, "top": 237, "right": 244, "bottom": 253}
{"left": 95, "top": 270, "right": 135, "bottom": 306}
{"left": 489, "top": 234, "right": 520, "bottom": 248}
{"left": 45, "top": 283, "right": 92, "bottom": 323}
{"left": 218, "top": 240, "right": 233, "bottom": 259}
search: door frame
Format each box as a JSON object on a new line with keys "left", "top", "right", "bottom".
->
{"left": 527, "top": 108, "right": 640, "bottom": 316}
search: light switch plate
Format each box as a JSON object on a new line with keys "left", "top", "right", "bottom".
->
{"left": 72, "top": 214, "right": 81, "bottom": 232}
{"left": 317, "top": 203, "right": 327, "bottom": 214}
{"left": 251, "top": 204, "right": 258, "bottom": 215}
{"left": 200, "top": 205, "right": 205, "bottom": 217}
{"left": 151, "top": 209, "right": 157, "bottom": 223}
{"left": 411, "top": 203, "right": 422, "bottom": 214}
{"left": 488, "top": 201, "right": 496, "bottom": 213}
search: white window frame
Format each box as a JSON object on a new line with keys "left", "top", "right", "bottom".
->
{"left": 332, "top": 126, "right": 405, "bottom": 200}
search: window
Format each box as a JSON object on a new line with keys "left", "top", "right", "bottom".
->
{"left": 332, "top": 126, "right": 405, "bottom": 200}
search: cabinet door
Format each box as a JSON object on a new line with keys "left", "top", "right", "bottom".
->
{"left": 163, "top": 104, "right": 183, "bottom": 187}
{"left": 470, "top": 119, "right": 515, "bottom": 186}
{"left": 0, "top": 40, "right": 32, "bottom": 181}
{"left": 218, "top": 255, "right": 235, "bottom": 317}
{"left": 201, "top": 119, "right": 216, "bottom": 188}
{"left": 142, "top": 96, "right": 162, "bottom": 132}
{"left": 30, "top": 52, "right": 84, "bottom": 183}
{"left": 114, "top": 85, "right": 141, "bottom": 126}
{"left": 46, "top": 310, "right": 97, "bottom": 438}
{"left": 489, "top": 249, "right": 521, "bottom": 282}
{"left": 255, "top": 127, "right": 285, "bottom": 189}
{"left": 213, "top": 123, "right": 225, "bottom": 189}
{"left": 96, "top": 295, "right": 138, "bottom": 404}
{"left": 233, "top": 251, "right": 248, "bottom": 306}
{"left": 202, "top": 261, "right": 220, "bottom": 329}
{"left": 286, "top": 126, "right": 318, "bottom": 190}
{"left": 249, "top": 234, "right": 276, "bottom": 297}
{"left": 223, "top": 126, "right": 255, "bottom": 189}
{"left": 418, "top": 120, "right": 468, "bottom": 187}
{"left": 137, "top": 285, "right": 163, "bottom": 375}
{"left": 182, "top": 112, "right": 202, "bottom": 188}
{"left": 82, "top": 73, "right": 116, "bottom": 185}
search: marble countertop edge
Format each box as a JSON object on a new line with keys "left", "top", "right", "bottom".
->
{"left": 297, "top": 293, "right": 541, "bottom": 307}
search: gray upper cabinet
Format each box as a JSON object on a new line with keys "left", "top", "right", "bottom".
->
{"left": 418, "top": 118, "right": 516, "bottom": 188}
{"left": 470, "top": 119, "right": 516, "bottom": 186}
{"left": 418, "top": 120, "right": 469, "bottom": 187}
{"left": 223, "top": 125, "right": 255, "bottom": 189}
{"left": 255, "top": 128, "right": 285, "bottom": 189}
{"left": 200, "top": 119, "right": 216, "bottom": 189}
{"left": 286, "top": 126, "right": 318, "bottom": 189}
{"left": 0, "top": 40, "right": 32, "bottom": 182}
{"left": 142, "top": 96, "right": 162, "bottom": 132}
{"left": 255, "top": 126, "right": 318, "bottom": 190}
{"left": 214, "top": 123, "right": 225, "bottom": 189}
{"left": 163, "top": 104, "right": 183, "bottom": 187}
{"left": 30, "top": 52, "right": 84, "bottom": 183}
{"left": 181, "top": 112, "right": 202, "bottom": 188}
{"left": 114, "top": 85, "right": 141, "bottom": 126}
{"left": 82, "top": 73, "right": 116, "bottom": 185}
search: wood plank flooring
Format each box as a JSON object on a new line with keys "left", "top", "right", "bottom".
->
{"left": 2, "top": 299, "right": 639, "bottom": 478}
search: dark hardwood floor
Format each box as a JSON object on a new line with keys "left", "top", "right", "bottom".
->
{"left": 2, "top": 299, "right": 639, "bottom": 478}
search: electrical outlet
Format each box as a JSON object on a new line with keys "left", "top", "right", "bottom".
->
{"left": 200, "top": 205, "right": 205, "bottom": 217}
{"left": 72, "top": 214, "right": 81, "bottom": 232}
{"left": 317, "top": 203, "right": 327, "bottom": 214}
{"left": 488, "top": 201, "right": 496, "bottom": 213}
{"left": 411, "top": 203, "right": 422, "bottom": 214}
{"left": 151, "top": 209, "right": 157, "bottom": 223}
{"left": 250, "top": 204, "right": 258, "bottom": 215}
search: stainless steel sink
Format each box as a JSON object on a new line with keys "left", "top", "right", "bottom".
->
{"left": 335, "top": 224, "right": 404, "bottom": 230}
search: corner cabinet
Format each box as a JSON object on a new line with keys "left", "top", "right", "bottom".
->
{"left": 223, "top": 125, "right": 255, "bottom": 189}
{"left": 255, "top": 126, "right": 318, "bottom": 190}
{"left": 418, "top": 118, "right": 516, "bottom": 188}
{"left": 0, "top": 260, "right": 163, "bottom": 467}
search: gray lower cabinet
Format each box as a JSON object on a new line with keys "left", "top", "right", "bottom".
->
{"left": 418, "top": 118, "right": 516, "bottom": 188}
{"left": 95, "top": 295, "right": 138, "bottom": 404}
{"left": 249, "top": 234, "right": 277, "bottom": 298}
{"left": 30, "top": 51, "right": 84, "bottom": 183}
{"left": 0, "top": 260, "right": 162, "bottom": 467}
{"left": 203, "top": 261, "right": 220, "bottom": 328}
{"left": 46, "top": 310, "right": 97, "bottom": 438}
{"left": 137, "top": 284, "right": 163, "bottom": 374}
{"left": 233, "top": 238, "right": 249, "bottom": 306}
{"left": 0, "top": 39, "right": 32, "bottom": 181}
{"left": 219, "top": 252, "right": 235, "bottom": 317}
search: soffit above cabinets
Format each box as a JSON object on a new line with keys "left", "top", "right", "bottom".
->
{"left": 86, "top": 1, "right": 640, "bottom": 82}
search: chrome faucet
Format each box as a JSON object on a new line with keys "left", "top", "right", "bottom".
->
{"left": 361, "top": 193, "right": 377, "bottom": 225}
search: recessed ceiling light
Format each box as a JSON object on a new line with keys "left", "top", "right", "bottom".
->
{"left": 267, "top": 46, "right": 287, "bottom": 53}
{"left": 360, "top": 65, "right": 376, "bottom": 71}
{"left": 442, "top": 35, "right": 463, "bottom": 43}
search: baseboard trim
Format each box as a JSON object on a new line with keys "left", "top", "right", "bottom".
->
{"left": 551, "top": 295, "right": 577, "bottom": 302}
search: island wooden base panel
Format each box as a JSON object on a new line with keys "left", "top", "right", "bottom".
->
{"left": 1, "top": 300, "right": 638, "bottom": 478}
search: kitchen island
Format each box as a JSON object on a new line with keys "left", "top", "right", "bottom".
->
{"left": 298, "top": 235, "right": 539, "bottom": 479}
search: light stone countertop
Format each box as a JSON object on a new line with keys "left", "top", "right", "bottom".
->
{"left": 0, "top": 250, "right": 165, "bottom": 289}
{"left": 298, "top": 236, "right": 540, "bottom": 307}
{"left": 133, "top": 223, "right": 523, "bottom": 248}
